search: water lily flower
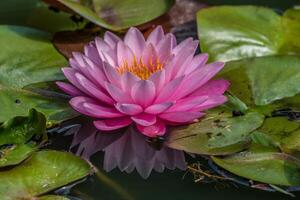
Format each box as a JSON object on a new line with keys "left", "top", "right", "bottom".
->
{"left": 57, "top": 26, "right": 229, "bottom": 137}
{"left": 57, "top": 26, "right": 229, "bottom": 178}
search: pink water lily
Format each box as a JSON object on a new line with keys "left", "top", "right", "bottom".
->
{"left": 57, "top": 26, "right": 229, "bottom": 138}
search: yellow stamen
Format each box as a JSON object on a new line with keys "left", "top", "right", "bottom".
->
{"left": 117, "top": 56, "right": 164, "bottom": 80}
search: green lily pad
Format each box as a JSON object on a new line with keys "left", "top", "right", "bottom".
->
{"left": 0, "top": 150, "right": 92, "bottom": 200}
{"left": 0, "top": 0, "right": 84, "bottom": 33}
{"left": 0, "top": 87, "right": 76, "bottom": 124}
{"left": 167, "top": 110, "right": 264, "bottom": 155}
{"left": 0, "top": 109, "right": 46, "bottom": 145}
{"left": 0, "top": 109, "right": 45, "bottom": 167}
{"left": 39, "top": 195, "right": 69, "bottom": 200}
{"left": 0, "top": 25, "right": 77, "bottom": 123}
{"left": 0, "top": 25, "right": 66, "bottom": 88}
{"left": 212, "top": 152, "right": 300, "bottom": 186}
{"left": 197, "top": 6, "right": 300, "bottom": 62}
{"left": 0, "top": 143, "right": 38, "bottom": 167}
{"left": 56, "top": 0, "right": 174, "bottom": 30}
{"left": 39, "top": 195, "right": 70, "bottom": 200}
{"left": 219, "top": 56, "right": 300, "bottom": 106}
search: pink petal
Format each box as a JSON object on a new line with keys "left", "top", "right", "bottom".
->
{"left": 84, "top": 43, "right": 101, "bottom": 65}
{"left": 103, "top": 62, "right": 121, "bottom": 86}
{"left": 144, "top": 102, "right": 173, "bottom": 114}
{"left": 62, "top": 68, "right": 87, "bottom": 94}
{"left": 147, "top": 26, "right": 164, "bottom": 46}
{"left": 104, "top": 31, "right": 121, "bottom": 48}
{"left": 115, "top": 103, "right": 143, "bottom": 115}
{"left": 167, "top": 96, "right": 208, "bottom": 112}
{"left": 154, "top": 76, "right": 184, "bottom": 103}
{"left": 159, "top": 112, "right": 205, "bottom": 123}
{"left": 120, "top": 72, "right": 139, "bottom": 92}
{"left": 70, "top": 96, "right": 124, "bottom": 118}
{"left": 124, "top": 27, "right": 146, "bottom": 59}
{"left": 191, "top": 95, "right": 228, "bottom": 111}
{"left": 56, "top": 81, "right": 83, "bottom": 96}
{"left": 74, "top": 72, "right": 114, "bottom": 104}
{"left": 101, "top": 48, "right": 118, "bottom": 67}
{"left": 82, "top": 56, "right": 107, "bottom": 88}
{"left": 156, "top": 34, "right": 174, "bottom": 63}
{"left": 117, "top": 41, "right": 135, "bottom": 67}
{"left": 131, "top": 80, "right": 156, "bottom": 107}
{"left": 190, "top": 79, "right": 230, "bottom": 96}
{"left": 131, "top": 113, "right": 156, "bottom": 126}
{"left": 171, "top": 62, "right": 225, "bottom": 100}
{"left": 142, "top": 44, "right": 158, "bottom": 68}
{"left": 95, "top": 37, "right": 111, "bottom": 52}
{"left": 169, "top": 40, "right": 199, "bottom": 78}
{"left": 136, "top": 120, "right": 166, "bottom": 137}
{"left": 105, "top": 82, "right": 133, "bottom": 103}
{"left": 172, "top": 37, "right": 198, "bottom": 55}
{"left": 94, "top": 117, "right": 132, "bottom": 131}
{"left": 148, "top": 70, "right": 166, "bottom": 92}
{"left": 184, "top": 53, "right": 208, "bottom": 75}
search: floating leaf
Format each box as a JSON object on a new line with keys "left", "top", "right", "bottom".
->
{"left": 0, "top": 150, "right": 92, "bottom": 200}
{"left": 197, "top": 6, "right": 300, "bottom": 62}
{"left": 55, "top": 0, "right": 174, "bottom": 30}
{"left": 0, "top": 87, "right": 76, "bottom": 124}
{"left": 0, "top": 25, "right": 66, "bottom": 88}
{"left": 212, "top": 152, "right": 300, "bottom": 186}
{"left": 0, "top": 109, "right": 46, "bottom": 145}
{"left": 167, "top": 110, "right": 264, "bottom": 155}
{"left": 0, "top": 143, "right": 37, "bottom": 167}
{"left": 219, "top": 56, "right": 300, "bottom": 106}
{"left": 0, "top": 0, "right": 84, "bottom": 33}
{"left": 0, "top": 25, "right": 77, "bottom": 123}
{"left": 39, "top": 195, "right": 70, "bottom": 200}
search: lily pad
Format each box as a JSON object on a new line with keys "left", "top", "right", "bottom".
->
{"left": 39, "top": 195, "right": 70, "bottom": 200}
{"left": 218, "top": 56, "right": 300, "bottom": 106}
{"left": 0, "top": 150, "right": 92, "bottom": 200}
{"left": 167, "top": 110, "right": 264, "bottom": 155}
{"left": 212, "top": 152, "right": 300, "bottom": 186}
{"left": 0, "top": 109, "right": 46, "bottom": 145}
{"left": 0, "top": 143, "right": 37, "bottom": 167}
{"left": 0, "top": 87, "right": 76, "bottom": 124}
{"left": 0, "top": 25, "right": 77, "bottom": 123}
{"left": 55, "top": 0, "right": 174, "bottom": 30}
{"left": 197, "top": 6, "right": 300, "bottom": 62}
{"left": 0, "top": 25, "right": 66, "bottom": 88}
{"left": 0, "top": 0, "right": 84, "bottom": 33}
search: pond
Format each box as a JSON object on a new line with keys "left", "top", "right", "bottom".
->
{"left": 1, "top": 0, "right": 300, "bottom": 199}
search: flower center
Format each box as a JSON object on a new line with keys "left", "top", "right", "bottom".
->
{"left": 117, "top": 57, "right": 164, "bottom": 80}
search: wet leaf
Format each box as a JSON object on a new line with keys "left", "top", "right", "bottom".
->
{"left": 0, "top": 25, "right": 66, "bottom": 88}
{"left": 212, "top": 152, "right": 300, "bottom": 186}
{"left": 197, "top": 6, "right": 300, "bottom": 62}
{"left": 55, "top": 0, "right": 174, "bottom": 30}
{"left": 0, "top": 150, "right": 92, "bottom": 200}
{"left": 219, "top": 56, "right": 300, "bottom": 106}
{"left": 0, "top": 109, "right": 46, "bottom": 145}
{"left": 0, "top": 143, "right": 37, "bottom": 167}
{"left": 0, "top": 87, "right": 76, "bottom": 124}
{"left": 0, "top": 0, "right": 84, "bottom": 33}
{"left": 0, "top": 25, "right": 77, "bottom": 123}
{"left": 167, "top": 110, "right": 264, "bottom": 155}
{"left": 39, "top": 195, "right": 70, "bottom": 200}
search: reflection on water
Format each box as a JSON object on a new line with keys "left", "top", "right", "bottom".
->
{"left": 49, "top": 134, "right": 297, "bottom": 200}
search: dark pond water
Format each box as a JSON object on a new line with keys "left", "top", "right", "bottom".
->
{"left": 49, "top": 134, "right": 298, "bottom": 200}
